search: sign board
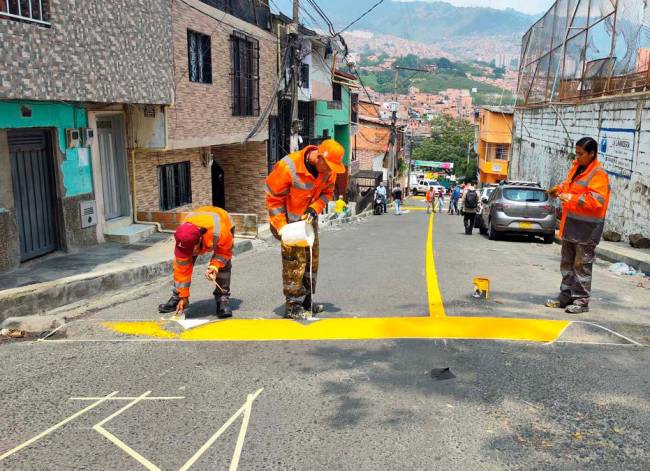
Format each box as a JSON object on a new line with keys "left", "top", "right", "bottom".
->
{"left": 599, "top": 128, "right": 635, "bottom": 179}
{"left": 412, "top": 160, "right": 454, "bottom": 170}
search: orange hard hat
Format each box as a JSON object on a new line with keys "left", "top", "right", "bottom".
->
{"left": 318, "top": 139, "right": 346, "bottom": 174}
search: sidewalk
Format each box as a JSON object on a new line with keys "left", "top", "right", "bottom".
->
{"left": 0, "top": 234, "right": 253, "bottom": 323}
{"left": 555, "top": 233, "right": 650, "bottom": 274}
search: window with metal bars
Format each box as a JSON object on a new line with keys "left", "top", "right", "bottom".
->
{"left": 0, "top": 0, "right": 50, "bottom": 25}
{"left": 300, "top": 63, "right": 310, "bottom": 89}
{"left": 230, "top": 30, "right": 260, "bottom": 117}
{"left": 187, "top": 30, "right": 212, "bottom": 84}
{"left": 159, "top": 162, "right": 192, "bottom": 211}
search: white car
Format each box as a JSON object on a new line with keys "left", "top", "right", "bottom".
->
{"left": 412, "top": 180, "right": 444, "bottom": 196}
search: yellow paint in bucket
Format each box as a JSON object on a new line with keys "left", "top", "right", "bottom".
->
{"left": 473, "top": 277, "right": 490, "bottom": 300}
{"left": 281, "top": 220, "right": 315, "bottom": 248}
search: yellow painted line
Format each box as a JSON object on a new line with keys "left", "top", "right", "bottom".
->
{"left": 426, "top": 212, "right": 446, "bottom": 318}
{"left": 401, "top": 206, "right": 428, "bottom": 211}
{"left": 101, "top": 317, "right": 569, "bottom": 343}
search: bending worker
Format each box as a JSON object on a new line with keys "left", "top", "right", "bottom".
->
{"left": 266, "top": 139, "right": 346, "bottom": 320}
{"left": 546, "top": 137, "right": 610, "bottom": 314}
{"left": 158, "top": 206, "right": 235, "bottom": 318}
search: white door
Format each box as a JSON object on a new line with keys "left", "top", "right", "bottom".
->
{"left": 97, "top": 116, "right": 129, "bottom": 220}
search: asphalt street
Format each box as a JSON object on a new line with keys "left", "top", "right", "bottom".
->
{"left": 2, "top": 197, "right": 650, "bottom": 470}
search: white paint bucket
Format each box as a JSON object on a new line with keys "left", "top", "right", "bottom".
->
{"left": 281, "top": 220, "right": 315, "bottom": 247}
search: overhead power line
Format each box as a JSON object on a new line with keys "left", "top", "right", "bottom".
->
{"left": 337, "top": 0, "right": 384, "bottom": 34}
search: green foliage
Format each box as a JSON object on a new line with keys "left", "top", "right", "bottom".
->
{"left": 413, "top": 115, "right": 478, "bottom": 179}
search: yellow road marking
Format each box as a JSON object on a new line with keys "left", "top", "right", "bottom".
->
{"left": 426, "top": 212, "right": 445, "bottom": 318}
{"left": 401, "top": 206, "right": 428, "bottom": 211}
{"left": 102, "top": 317, "right": 568, "bottom": 343}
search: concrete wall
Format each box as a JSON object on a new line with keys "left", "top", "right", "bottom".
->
{"left": 511, "top": 96, "right": 650, "bottom": 239}
{"left": 0, "top": 0, "right": 173, "bottom": 104}
{"left": 0, "top": 130, "right": 19, "bottom": 271}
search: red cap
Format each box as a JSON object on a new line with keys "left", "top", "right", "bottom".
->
{"left": 174, "top": 222, "right": 201, "bottom": 259}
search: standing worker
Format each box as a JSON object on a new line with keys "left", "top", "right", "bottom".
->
{"left": 158, "top": 206, "right": 235, "bottom": 318}
{"left": 425, "top": 187, "right": 435, "bottom": 214}
{"left": 545, "top": 137, "right": 610, "bottom": 314}
{"left": 266, "top": 139, "right": 346, "bottom": 320}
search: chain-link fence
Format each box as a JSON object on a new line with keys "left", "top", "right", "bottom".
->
{"left": 517, "top": 0, "right": 650, "bottom": 106}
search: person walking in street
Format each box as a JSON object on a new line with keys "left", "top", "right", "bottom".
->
{"left": 425, "top": 187, "right": 435, "bottom": 214}
{"left": 392, "top": 183, "right": 403, "bottom": 215}
{"left": 450, "top": 185, "right": 462, "bottom": 215}
{"left": 376, "top": 182, "right": 388, "bottom": 214}
{"left": 335, "top": 195, "right": 349, "bottom": 219}
{"left": 158, "top": 206, "right": 235, "bottom": 318}
{"left": 266, "top": 139, "right": 346, "bottom": 320}
{"left": 545, "top": 137, "right": 611, "bottom": 314}
{"left": 437, "top": 188, "right": 445, "bottom": 213}
{"left": 461, "top": 181, "right": 479, "bottom": 234}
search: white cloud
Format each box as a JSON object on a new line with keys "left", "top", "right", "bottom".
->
{"left": 395, "top": 0, "right": 555, "bottom": 15}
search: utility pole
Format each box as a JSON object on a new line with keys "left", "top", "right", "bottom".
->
{"left": 389, "top": 65, "right": 432, "bottom": 193}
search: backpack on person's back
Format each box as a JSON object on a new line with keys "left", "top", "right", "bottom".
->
{"left": 464, "top": 189, "right": 479, "bottom": 210}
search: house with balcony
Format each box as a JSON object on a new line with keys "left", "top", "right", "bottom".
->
{"left": 477, "top": 106, "right": 513, "bottom": 184}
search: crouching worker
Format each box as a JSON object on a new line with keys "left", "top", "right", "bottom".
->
{"left": 158, "top": 206, "right": 235, "bottom": 318}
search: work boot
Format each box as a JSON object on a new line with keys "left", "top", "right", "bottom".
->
{"left": 303, "top": 296, "right": 324, "bottom": 314}
{"left": 216, "top": 300, "right": 232, "bottom": 319}
{"left": 285, "top": 303, "right": 311, "bottom": 320}
{"left": 565, "top": 304, "right": 589, "bottom": 314}
{"left": 158, "top": 295, "right": 180, "bottom": 314}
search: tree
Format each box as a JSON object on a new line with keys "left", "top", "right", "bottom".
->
{"left": 412, "top": 115, "right": 478, "bottom": 179}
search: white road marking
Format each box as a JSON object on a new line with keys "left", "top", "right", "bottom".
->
{"left": 573, "top": 321, "right": 644, "bottom": 346}
{"left": 0, "top": 391, "right": 119, "bottom": 462}
{"left": 70, "top": 396, "right": 185, "bottom": 401}
{"left": 92, "top": 391, "right": 161, "bottom": 471}
{"left": 179, "top": 388, "right": 264, "bottom": 471}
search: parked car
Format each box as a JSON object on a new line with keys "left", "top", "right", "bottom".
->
{"left": 480, "top": 181, "right": 555, "bottom": 243}
{"left": 412, "top": 180, "right": 444, "bottom": 196}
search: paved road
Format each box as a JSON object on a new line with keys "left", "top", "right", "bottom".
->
{"left": 2, "top": 198, "right": 650, "bottom": 470}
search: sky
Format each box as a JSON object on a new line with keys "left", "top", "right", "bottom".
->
{"left": 395, "top": 0, "right": 555, "bottom": 15}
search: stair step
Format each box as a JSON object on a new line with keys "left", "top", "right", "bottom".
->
{"left": 104, "top": 224, "right": 156, "bottom": 244}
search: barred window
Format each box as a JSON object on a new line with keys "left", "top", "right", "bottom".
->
{"left": 230, "top": 31, "right": 260, "bottom": 117}
{"left": 300, "top": 63, "right": 310, "bottom": 89}
{"left": 159, "top": 162, "right": 192, "bottom": 211}
{"left": 187, "top": 30, "right": 212, "bottom": 84}
{"left": 0, "top": 0, "right": 50, "bottom": 25}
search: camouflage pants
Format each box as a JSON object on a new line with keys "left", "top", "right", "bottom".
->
{"left": 559, "top": 241, "right": 595, "bottom": 307}
{"left": 280, "top": 229, "right": 320, "bottom": 306}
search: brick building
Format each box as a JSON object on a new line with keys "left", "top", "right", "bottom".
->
{"left": 355, "top": 100, "right": 391, "bottom": 172}
{"left": 135, "top": 0, "right": 277, "bottom": 228}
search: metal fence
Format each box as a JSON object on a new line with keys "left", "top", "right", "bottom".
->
{"left": 517, "top": 0, "right": 650, "bottom": 106}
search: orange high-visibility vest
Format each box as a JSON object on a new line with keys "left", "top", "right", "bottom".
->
{"left": 173, "top": 206, "right": 234, "bottom": 299}
{"left": 553, "top": 158, "right": 610, "bottom": 245}
{"left": 265, "top": 146, "right": 336, "bottom": 231}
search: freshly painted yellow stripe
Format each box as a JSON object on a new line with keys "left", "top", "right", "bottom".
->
{"left": 101, "top": 317, "right": 569, "bottom": 343}
{"left": 426, "top": 213, "right": 446, "bottom": 318}
{"left": 401, "top": 207, "right": 428, "bottom": 211}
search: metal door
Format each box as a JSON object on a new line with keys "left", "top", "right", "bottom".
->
{"left": 97, "top": 116, "right": 130, "bottom": 220}
{"left": 9, "top": 130, "right": 58, "bottom": 261}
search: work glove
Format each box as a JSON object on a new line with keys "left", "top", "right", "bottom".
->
{"left": 302, "top": 207, "right": 318, "bottom": 224}
{"left": 546, "top": 187, "right": 559, "bottom": 198}
{"left": 205, "top": 266, "right": 219, "bottom": 282}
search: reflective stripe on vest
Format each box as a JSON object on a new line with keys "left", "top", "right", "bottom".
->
{"left": 175, "top": 259, "right": 191, "bottom": 267}
{"left": 265, "top": 183, "right": 289, "bottom": 197}
{"left": 211, "top": 254, "right": 229, "bottom": 265}
{"left": 175, "top": 281, "right": 191, "bottom": 289}
{"left": 282, "top": 156, "right": 314, "bottom": 191}
{"left": 287, "top": 211, "right": 302, "bottom": 222}
{"left": 269, "top": 206, "right": 287, "bottom": 216}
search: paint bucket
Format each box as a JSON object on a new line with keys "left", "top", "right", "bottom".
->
{"left": 472, "top": 277, "right": 490, "bottom": 300}
{"left": 281, "top": 220, "right": 315, "bottom": 248}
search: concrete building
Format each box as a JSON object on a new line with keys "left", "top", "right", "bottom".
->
{"left": 0, "top": 0, "right": 173, "bottom": 271}
{"left": 512, "top": 0, "right": 650, "bottom": 240}
{"left": 477, "top": 106, "right": 513, "bottom": 184}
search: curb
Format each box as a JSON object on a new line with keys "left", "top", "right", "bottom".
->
{"left": 554, "top": 234, "right": 650, "bottom": 274}
{"left": 0, "top": 239, "right": 253, "bottom": 323}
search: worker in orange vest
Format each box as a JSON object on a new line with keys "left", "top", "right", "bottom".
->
{"left": 546, "top": 137, "right": 611, "bottom": 314}
{"left": 266, "top": 139, "right": 346, "bottom": 319}
{"left": 158, "top": 206, "right": 235, "bottom": 318}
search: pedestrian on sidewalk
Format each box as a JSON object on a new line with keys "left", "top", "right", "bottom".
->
{"left": 425, "top": 187, "right": 435, "bottom": 214}
{"left": 461, "top": 181, "right": 479, "bottom": 234}
{"left": 266, "top": 139, "right": 346, "bottom": 320}
{"left": 158, "top": 206, "right": 235, "bottom": 318}
{"left": 335, "top": 195, "right": 349, "bottom": 219}
{"left": 376, "top": 182, "right": 388, "bottom": 214}
{"left": 392, "top": 183, "right": 403, "bottom": 215}
{"left": 545, "top": 137, "right": 611, "bottom": 314}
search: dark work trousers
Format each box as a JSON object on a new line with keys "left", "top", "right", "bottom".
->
{"left": 275, "top": 225, "right": 320, "bottom": 307}
{"left": 559, "top": 240, "right": 595, "bottom": 307}
{"left": 463, "top": 212, "right": 476, "bottom": 234}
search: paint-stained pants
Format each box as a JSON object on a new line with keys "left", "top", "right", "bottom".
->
{"left": 280, "top": 229, "right": 320, "bottom": 306}
{"left": 559, "top": 241, "right": 595, "bottom": 307}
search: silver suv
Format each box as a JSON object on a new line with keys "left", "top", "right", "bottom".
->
{"left": 480, "top": 181, "right": 555, "bottom": 243}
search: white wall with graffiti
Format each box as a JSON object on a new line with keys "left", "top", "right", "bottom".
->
{"left": 511, "top": 97, "right": 650, "bottom": 240}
